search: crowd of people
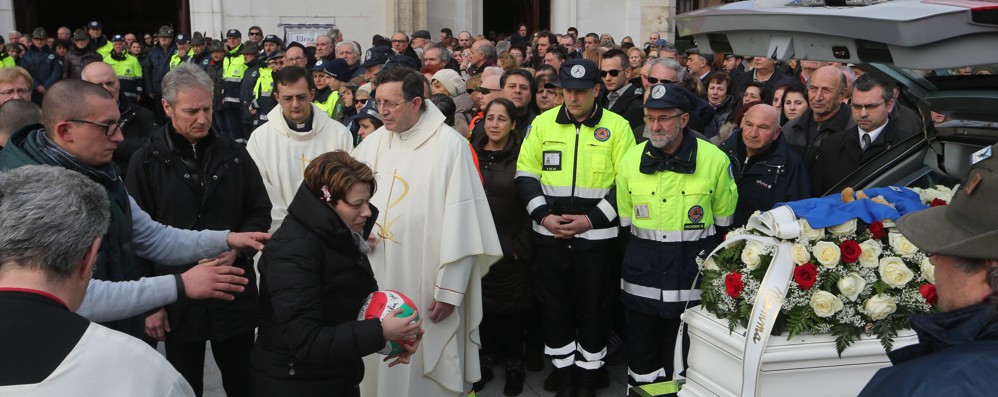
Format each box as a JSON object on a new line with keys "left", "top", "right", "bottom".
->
{"left": 0, "top": 18, "right": 995, "bottom": 397}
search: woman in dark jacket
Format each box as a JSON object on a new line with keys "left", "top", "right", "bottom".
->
{"left": 471, "top": 98, "right": 534, "bottom": 396}
{"left": 251, "top": 151, "right": 422, "bottom": 397}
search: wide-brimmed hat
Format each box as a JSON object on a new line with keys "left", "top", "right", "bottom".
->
{"left": 898, "top": 144, "right": 998, "bottom": 259}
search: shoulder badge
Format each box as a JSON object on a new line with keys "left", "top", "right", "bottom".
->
{"left": 252, "top": 71, "right": 258, "bottom": 77}
{"left": 594, "top": 127, "right": 610, "bottom": 142}
{"left": 525, "top": 125, "right": 532, "bottom": 139}
{"left": 47, "top": 54, "right": 55, "bottom": 60}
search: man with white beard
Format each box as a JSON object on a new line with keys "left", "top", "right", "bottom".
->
{"left": 614, "top": 83, "right": 737, "bottom": 395}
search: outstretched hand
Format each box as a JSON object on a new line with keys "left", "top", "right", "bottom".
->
{"left": 227, "top": 231, "right": 271, "bottom": 251}
{"left": 181, "top": 259, "right": 249, "bottom": 301}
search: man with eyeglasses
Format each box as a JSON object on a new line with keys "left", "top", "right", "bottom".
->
{"left": 600, "top": 49, "right": 644, "bottom": 130}
{"left": 352, "top": 65, "right": 501, "bottom": 397}
{"left": 0, "top": 78, "right": 271, "bottom": 339}
{"left": 284, "top": 45, "right": 307, "bottom": 69}
{"left": 616, "top": 83, "right": 737, "bottom": 396}
{"left": 81, "top": 62, "right": 157, "bottom": 180}
{"left": 515, "top": 59, "right": 635, "bottom": 396}
{"left": 246, "top": 66, "right": 353, "bottom": 232}
{"left": 811, "top": 73, "right": 914, "bottom": 195}
{"left": 0, "top": 66, "right": 33, "bottom": 105}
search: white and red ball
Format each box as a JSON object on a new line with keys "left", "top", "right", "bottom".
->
{"left": 357, "top": 290, "right": 419, "bottom": 355}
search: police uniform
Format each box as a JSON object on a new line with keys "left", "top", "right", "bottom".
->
{"left": 104, "top": 36, "right": 144, "bottom": 104}
{"left": 615, "top": 84, "right": 737, "bottom": 391}
{"left": 168, "top": 34, "right": 194, "bottom": 70}
{"left": 312, "top": 58, "right": 351, "bottom": 122}
{"left": 515, "top": 59, "right": 635, "bottom": 394}
{"left": 221, "top": 31, "right": 248, "bottom": 141}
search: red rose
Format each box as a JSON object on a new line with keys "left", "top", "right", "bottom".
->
{"left": 930, "top": 198, "right": 948, "bottom": 207}
{"left": 869, "top": 221, "right": 886, "bottom": 240}
{"left": 725, "top": 273, "right": 743, "bottom": 299}
{"left": 840, "top": 240, "right": 861, "bottom": 263}
{"left": 920, "top": 283, "right": 938, "bottom": 305}
{"left": 794, "top": 263, "right": 819, "bottom": 290}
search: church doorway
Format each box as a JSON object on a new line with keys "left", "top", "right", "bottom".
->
{"left": 12, "top": 0, "right": 188, "bottom": 41}
{"left": 482, "top": 0, "right": 550, "bottom": 42}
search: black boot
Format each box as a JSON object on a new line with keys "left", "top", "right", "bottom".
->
{"left": 596, "top": 365, "right": 611, "bottom": 389}
{"left": 503, "top": 359, "right": 525, "bottom": 396}
{"left": 543, "top": 365, "right": 561, "bottom": 391}
{"left": 577, "top": 367, "right": 598, "bottom": 397}
{"left": 555, "top": 366, "right": 578, "bottom": 397}
{"left": 472, "top": 353, "right": 494, "bottom": 392}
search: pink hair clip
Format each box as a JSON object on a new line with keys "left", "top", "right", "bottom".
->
{"left": 321, "top": 186, "right": 333, "bottom": 202}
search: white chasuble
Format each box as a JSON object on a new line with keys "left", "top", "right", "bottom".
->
{"left": 352, "top": 103, "right": 502, "bottom": 396}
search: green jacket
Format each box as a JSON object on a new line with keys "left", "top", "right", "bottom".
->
{"left": 0, "top": 126, "right": 141, "bottom": 337}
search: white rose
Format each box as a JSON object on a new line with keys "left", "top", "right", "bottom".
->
{"left": 837, "top": 272, "right": 867, "bottom": 301}
{"left": 879, "top": 257, "right": 915, "bottom": 288}
{"left": 790, "top": 243, "right": 811, "bottom": 265}
{"left": 703, "top": 256, "right": 719, "bottom": 271}
{"left": 921, "top": 257, "right": 935, "bottom": 284}
{"left": 741, "top": 241, "right": 766, "bottom": 270}
{"left": 800, "top": 219, "right": 826, "bottom": 241}
{"left": 829, "top": 219, "right": 857, "bottom": 236}
{"left": 888, "top": 232, "right": 919, "bottom": 257}
{"left": 813, "top": 241, "right": 841, "bottom": 268}
{"left": 810, "top": 291, "right": 844, "bottom": 318}
{"left": 858, "top": 240, "right": 883, "bottom": 268}
{"left": 864, "top": 294, "right": 898, "bottom": 320}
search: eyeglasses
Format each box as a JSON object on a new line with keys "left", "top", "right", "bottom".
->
{"left": 249, "top": 32, "right": 262, "bottom": 36}
{"left": 645, "top": 76, "right": 673, "bottom": 85}
{"left": 67, "top": 118, "right": 126, "bottom": 136}
{"left": 376, "top": 98, "right": 411, "bottom": 110}
{"left": 643, "top": 113, "right": 683, "bottom": 125}
{"left": 356, "top": 98, "right": 369, "bottom": 105}
{"left": 600, "top": 69, "right": 623, "bottom": 78}
{"left": 850, "top": 101, "right": 885, "bottom": 112}
{"left": 0, "top": 88, "right": 29, "bottom": 96}
{"left": 285, "top": 56, "right": 305, "bottom": 64}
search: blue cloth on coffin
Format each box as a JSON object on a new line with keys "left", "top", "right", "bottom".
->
{"left": 776, "top": 186, "right": 928, "bottom": 228}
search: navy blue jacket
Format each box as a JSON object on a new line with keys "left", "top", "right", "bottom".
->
{"left": 21, "top": 45, "right": 62, "bottom": 91}
{"left": 719, "top": 130, "right": 810, "bottom": 227}
{"left": 144, "top": 44, "right": 176, "bottom": 96}
{"left": 859, "top": 304, "right": 998, "bottom": 397}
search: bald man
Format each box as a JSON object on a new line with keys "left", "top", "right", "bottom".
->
{"left": 0, "top": 99, "right": 40, "bottom": 149}
{"left": 81, "top": 62, "right": 158, "bottom": 178}
{"left": 781, "top": 65, "right": 855, "bottom": 169}
{"left": 719, "top": 103, "right": 810, "bottom": 226}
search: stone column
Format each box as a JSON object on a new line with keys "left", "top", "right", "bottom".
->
{"left": 392, "top": 0, "right": 428, "bottom": 33}
{"left": 641, "top": 0, "right": 674, "bottom": 43}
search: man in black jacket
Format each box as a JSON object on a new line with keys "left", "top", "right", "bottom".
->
{"left": 811, "top": 74, "right": 915, "bottom": 196}
{"left": 125, "top": 63, "right": 271, "bottom": 396}
{"left": 719, "top": 104, "right": 810, "bottom": 226}
{"left": 144, "top": 26, "right": 177, "bottom": 123}
{"left": 599, "top": 49, "right": 644, "bottom": 130}
{"left": 82, "top": 62, "right": 157, "bottom": 179}
{"left": 781, "top": 65, "right": 855, "bottom": 171}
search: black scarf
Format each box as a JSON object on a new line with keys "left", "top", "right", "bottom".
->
{"left": 35, "top": 131, "right": 119, "bottom": 183}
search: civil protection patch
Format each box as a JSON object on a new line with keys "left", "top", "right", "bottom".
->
{"left": 594, "top": 127, "right": 610, "bottom": 142}
{"left": 688, "top": 205, "right": 704, "bottom": 223}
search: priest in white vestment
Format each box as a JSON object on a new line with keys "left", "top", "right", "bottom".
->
{"left": 352, "top": 67, "right": 502, "bottom": 396}
{"left": 246, "top": 66, "right": 355, "bottom": 232}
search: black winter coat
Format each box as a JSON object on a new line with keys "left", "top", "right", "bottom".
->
{"left": 810, "top": 122, "right": 915, "bottom": 196}
{"left": 251, "top": 183, "right": 385, "bottom": 391}
{"left": 474, "top": 134, "right": 534, "bottom": 313}
{"left": 144, "top": 44, "right": 176, "bottom": 96}
{"left": 720, "top": 131, "right": 811, "bottom": 227}
{"left": 113, "top": 99, "right": 158, "bottom": 179}
{"left": 125, "top": 124, "right": 271, "bottom": 343}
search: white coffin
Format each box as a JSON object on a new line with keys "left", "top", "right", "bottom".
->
{"left": 679, "top": 306, "right": 919, "bottom": 397}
